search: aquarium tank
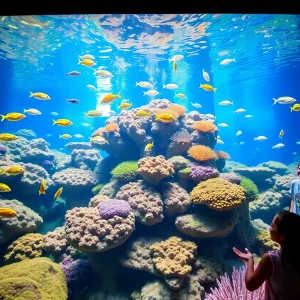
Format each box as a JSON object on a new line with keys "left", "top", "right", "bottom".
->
{"left": 0, "top": 13, "right": 299, "bottom": 300}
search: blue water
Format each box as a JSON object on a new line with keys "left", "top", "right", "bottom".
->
{"left": 1, "top": 14, "right": 299, "bottom": 165}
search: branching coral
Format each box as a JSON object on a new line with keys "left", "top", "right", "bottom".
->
{"left": 150, "top": 236, "right": 197, "bottom": 277}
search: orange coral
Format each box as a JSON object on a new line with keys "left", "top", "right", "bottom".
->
{"left": 155, "top": 109, "right": 179, "bottom": 119}
{"left": 193, "top": 120, "right": 218, "bottom": 133}
{"left": 92, "top": 128, "right": 105, "bottom": 137}
{"left": 104, "top": 123, "right": 119, "bottom": 132}
{"left": 168, "top": 104, "right": 186, "bottom": 116}
{"left": 188, "top": 145, "right": 218, "bottom": 162}
{"left": 215, "top": 150, "right": 231, "bottom": 159}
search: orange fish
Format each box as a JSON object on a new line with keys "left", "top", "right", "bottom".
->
{"left": 100, "top": 92, "right": 121, "bottom": 104}
{"left": 39, "top": 179, "right": 47, "bottom": 195}
{"left": 54, "top": 187, "right": 63, "bottom": 200}
{"left": 0, "top": 207, "right": 17, "bottom": 218}
{"left": 173, "top": 61, "right": 177, "bottom": 71}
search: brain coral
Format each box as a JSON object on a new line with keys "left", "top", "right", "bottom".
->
{"left": 137, "top": 155, "right": 175, "bottom": 186}
{"left": 115, "top": 180, "right": 164, "bottom": 226}
{"left": 0, "top": 257, "right": 67, "bottom": 299}
{"left": 190, "top": 178, "right": 246, "bottom": 210}
{"left": 150, "top": 236, "right": 197, "bottom": 277}
{"left": 161, "top": 182, "right": 192, "bottom": 216}
{"left": 99, "top": 199, "right": 131, "bottom": 219}
{"left": 4, "top": 233, "right": 44, "bottom": 264}
{"left": 65, "top": 206, "right": 135, "bottom": 252}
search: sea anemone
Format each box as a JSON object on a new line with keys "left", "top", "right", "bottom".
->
{"left": 170, "top": 131, "right": 192, "bottom": 144}
{"left": 168, "top": 104, "right": 186, "bottom": 116}
{"left": 188, "top": 145, "right": 218, "bottom": 162}
{"left": 104, "top": 123, "right": 119, "bottom": 132}
{"left": 193, "top": 120, "right": 218, "bottom": 133}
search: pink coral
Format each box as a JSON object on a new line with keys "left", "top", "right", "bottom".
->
{"left": 65, "top": 206, "right": 135, "bottom": 252}
{"left": 137, "top": 155, "right": 175, "bottom": 186}
{"left": 205, "top": 264, "right": 265, "bottom": 299}
{"left": 161, "top": 182, "right": 192, "bottom": 216}
{"left": 116, "top": 180, "right": 164, "bottom": 226}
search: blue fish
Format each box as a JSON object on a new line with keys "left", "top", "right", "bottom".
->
{"left": 66, "top": 99, "right": 80, "bottom": 104}
{"left": 66, "top": 71, "right": 81, "bottom": 76}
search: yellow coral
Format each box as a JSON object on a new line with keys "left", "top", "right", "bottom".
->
{"left": 150, "top": 236, "right": 197, "bottom": 277}
{"left": 190, "top": 178, "right": 246, "bottom": 210}
{"left": 256, "top": 229, "right": 280, "bottom": 251}
{"left": 0, "top": 257, "right": 67, "bottom": 299}
{"left": 4, "top": 233, "right": 44, "bottom": 264}
{"left": 188, "top": 145, "right": 217, "bottom": 162}
{"left": 193, "top": 120, "right": 218, "bottom": 133}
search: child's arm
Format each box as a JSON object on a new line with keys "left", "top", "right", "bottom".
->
{"left": 245, "top": 252, "right": 272, "bottom": 291}
{"left": 290, "top": 196, "right": 294, "bottom": 212}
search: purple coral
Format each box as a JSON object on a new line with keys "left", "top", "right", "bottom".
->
{"left": 205, "top": 264, "right": 265, "bottom": 299}
{"left": 61, "top": 258, "right": 93, "bottom": 297}
{"left": 0, "top": 144, "right": 7, "bottom": 155}
{"left": 98, "top": 199, "right": 131, "bottom": 219}
{"left": 190, "top": 163, "right": 219, "bottom": 182}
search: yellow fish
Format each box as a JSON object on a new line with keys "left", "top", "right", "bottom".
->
{"left": 133, "top": 110, "right": 151, "bottom": 118}
{"left": 175, "top": 93, "right": 186, "bottom": 99}
{"left": 1, "top": 112, "right": 26, "bottom": 122}
{"left": 118, "top": 103, "right": 132, "bottom": 110}
{"left": 78, "top": 58, "right": 96, "bottom": 66}
{"left": 145, "top": 142, "right": 154, "bottom": 151}
{"left": 155, "top": 114, "right": 175, "bottom": 121}
{"left": 54, "top": 187, "right": 63, "bottom": 200}
{"left": 173, "top": 61, "right": 177, "bottom": 71}
{"left": 84, "top": 110, "right": 103, "bottom": 117}
{"left": 199, "top": 83, "right": 217, "bottom": 92}
{"left": 290, "top": 104, "right": 300, "bottom": 112}
{"left": 0, "top": 183, "right": 11, "bottom": 192}
{"left": 0, "top": 166, "right": 25, "bottom": 176}
{"left": 279, "top": 130, "right": 284, "bottom": 139}
{"left": 39, "top": 179, "right": 46, "bottom": 195}
{"left": 100, "top": 92, "right": 121, "bottom": 104}
{"left": 60, "top": 134, "right": 72, "bottom": 139}
{"left": 0, "top": 207, "right": 17, "bottom": 218}
{"left": 29, "top": 92, "right": 51, "bottom": 100}
{"left": 0, "top": 133, "right": 18, "bottom": 142}
{"left": 53, "top": 119, "right": 73, "bottom": 126}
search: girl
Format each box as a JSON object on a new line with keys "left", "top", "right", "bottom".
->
{"left": 233, "top": 210, "right": 300, "bottom": 299}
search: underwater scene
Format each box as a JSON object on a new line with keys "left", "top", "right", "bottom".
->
{"left": 0, "top": 13, "right": 299, "bottom": 299}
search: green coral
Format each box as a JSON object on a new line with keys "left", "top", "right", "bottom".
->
{"left": 178, "top": 167, "right": 192, "bottom": 175}
{"left": 91, "top": 183, "right": 105, "bottom": 195}
{"left": 110, "top": 161, "right": 138, "bottom": 181}
{"left": 240, "top": 176, "right": 259, "bottom": 202}
{"left": 188, "top": 221, "right": 202, "bottom": 228}
{"left": 0, "top": 257, "right": 67, "bottom": 300}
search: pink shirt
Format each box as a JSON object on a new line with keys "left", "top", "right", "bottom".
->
{"left": 265, "top": 250, "right": 300, "bottom": 300}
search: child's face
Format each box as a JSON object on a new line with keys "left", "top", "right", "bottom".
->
{"left": 297, "top": 165, "right": 300, "bottom": 176}
{"left": 269, "top": 215, "right": 285, "bottom": 245}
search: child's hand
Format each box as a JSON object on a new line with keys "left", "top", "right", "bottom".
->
{"left": 232, "top": 247, "right": 254, "bottom": 262}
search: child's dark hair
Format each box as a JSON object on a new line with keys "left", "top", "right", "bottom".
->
{"left": 275, "top": 210, "right": 300, "bottom": 276}
{"left": 298, "top": 162, "right": 300, "bottom": 168}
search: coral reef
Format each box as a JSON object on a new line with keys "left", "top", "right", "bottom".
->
{"left": 0, "top": 257, "right": 67, "bottom": 299}
{"left": 4, "top": 233, "right": 44, "bottom": 264}
{"left": 0, "top": 199, "right": 43, "bottom": 244}
{"left": 116, "top": 180, "right": 164, "bottom": 225}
